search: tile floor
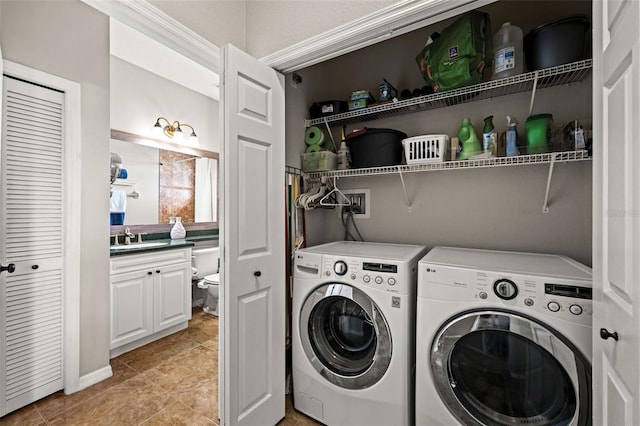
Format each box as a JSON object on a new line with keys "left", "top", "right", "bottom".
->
{"left": 0, "top": 308, "right": 319, "bottom": 426}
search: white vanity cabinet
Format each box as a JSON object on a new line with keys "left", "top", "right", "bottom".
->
{"left": 109, "top": 247, "right": 192, "bottom": 357}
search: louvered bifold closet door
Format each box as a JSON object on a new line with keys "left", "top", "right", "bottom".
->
{"left": 0, "top": 76, "right": 65, "bottom": 416}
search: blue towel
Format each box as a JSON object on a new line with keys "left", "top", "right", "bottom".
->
{"left": 119, "top": 168, "right": 128, "bottom": 179}
{"left": 110, "top": 212, "right": 125, "bottom": 226}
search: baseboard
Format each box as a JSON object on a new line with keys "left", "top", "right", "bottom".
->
{"left": 78, "top": 365, "right": 113, "bottom": 391}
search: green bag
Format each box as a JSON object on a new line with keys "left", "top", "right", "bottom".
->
{"left": 416, "top": 11, "right": 492, "bottom": 92}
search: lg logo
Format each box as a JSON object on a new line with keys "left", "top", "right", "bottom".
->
{"left": 425, "top": 267, "right": 437, "bottom": 273}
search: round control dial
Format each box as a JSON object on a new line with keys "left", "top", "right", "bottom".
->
{"left": 334, "top": 261, "right": 347, "bottom": 276}
{"left": 493, "top": 279, "right": 518, "bottom": 300}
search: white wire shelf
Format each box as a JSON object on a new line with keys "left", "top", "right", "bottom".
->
{"left": 305, "top": 150, "right": 591, "bottom": 179}
{"left": 305, "top": 59, "right": 593, "bottom": 127}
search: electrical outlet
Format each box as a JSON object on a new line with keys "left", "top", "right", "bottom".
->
{"left": 340, "top": 189, "right": 370, "bottom": 219}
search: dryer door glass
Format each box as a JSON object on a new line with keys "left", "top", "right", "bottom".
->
{"left": 449, "top": 330, "right": 576, "bottom": 425}
{"left": 431, "top": 310, "right": 590, "bottom": 426}
{"left": 299, "top": 283, "right": 392, "bottom": 390}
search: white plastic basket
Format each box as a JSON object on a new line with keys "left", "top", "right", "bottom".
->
{"left": 402, "top": 134, "right": 450, "bottom": 164}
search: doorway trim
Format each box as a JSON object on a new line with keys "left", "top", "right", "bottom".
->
{"left": 2, "top": 60, "right": 82, "bottom": 394}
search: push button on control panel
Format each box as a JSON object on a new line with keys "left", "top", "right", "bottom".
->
{"left": 478, "top": 291, "right": 488, "bottom": 300}
{"left": 569, "top": 304, "right": 583, "bottom": 315}
{"left": 375, "top": 276, "right": 383, "bottom": 285}
{"left": 547, "top": 301, "right": 561, "bottom": 312}
{"left": 350, "top": 273, "right": 357, "bottom": 280}
{"left": 388, "top": 278, "right": 396, "bottom": 286}
{"left": 524, "top": 298, "right": 534, "bottom": 307}
{"left": 363, "top": 275, "right": 371, "bottom": 283}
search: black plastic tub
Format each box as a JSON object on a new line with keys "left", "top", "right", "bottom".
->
{"left": 524, "top": 15, "right": 590, "bottom": 71}
{"left": 346, "top": 128, "right": 407, "bottom": 168}
{"left": 309, "top": 101, "right": 348, "bottom": 119}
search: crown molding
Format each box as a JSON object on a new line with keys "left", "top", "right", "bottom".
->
{"left": 83, "top": 0, "right": 220, "bottom": 74}
{"left": 260, "top": 0, "right": 495, "bottom": 73}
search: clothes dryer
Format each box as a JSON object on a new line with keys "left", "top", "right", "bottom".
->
{"left": 415, "top": 246, "right": 592, "bottom": 426}
{"left": 292, "top": 241, "right": 427, "bottom": 426}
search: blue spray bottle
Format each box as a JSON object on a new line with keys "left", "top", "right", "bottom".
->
{"left": 506, "top": 116, "right": 520, "bottom": 156}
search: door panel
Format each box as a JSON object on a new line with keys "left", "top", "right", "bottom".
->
{"left": 594, "top": 0, "right": 640, "bottom": 423}
{"left": 237, "top": 138, "right": 270, "bottom": 256}
{"left": 1, "top": 76, "right": 65, "bottom": 416}
{"left": 222, "top": 44, "right": 285, "bottom": 426}
{"left": 154, "top": 262, "right": 191, "bottom": 330}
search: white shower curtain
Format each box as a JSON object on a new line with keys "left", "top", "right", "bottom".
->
{"left": 195, "top": 158, "right": 217, "bottom": 222}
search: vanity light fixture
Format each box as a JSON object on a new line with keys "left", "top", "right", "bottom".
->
{"left": 153, "top": 117, "right": 198, "bottom": 144}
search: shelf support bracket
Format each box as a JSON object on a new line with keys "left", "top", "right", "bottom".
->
{"left": 542, "top": 155, "right": 556, "bottom": 213}
{"left": 397, "top": 167, "right": 412, "bottom": 212}
{"left": 529, "top": 71, "right": 539, "bottom": 116}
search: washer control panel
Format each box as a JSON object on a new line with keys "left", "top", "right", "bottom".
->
{"left": 322, "top": 256, "right": 410, "bottom": 294}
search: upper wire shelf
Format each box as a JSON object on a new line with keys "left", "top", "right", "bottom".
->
{"left": 305, "top": 59, "right": 593, "bottom": 128}
{"left": 305, "top": 150, "right": 591, "bottom": 179}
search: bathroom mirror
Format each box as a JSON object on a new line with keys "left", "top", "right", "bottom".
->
{"left": 110, "top": 129, "right": 218, "bottom": 234}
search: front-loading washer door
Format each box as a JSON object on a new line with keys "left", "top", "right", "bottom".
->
{"left": 300, "top": 283, "right": 392, "bottom": 390}
{"left": 430, "top": 310, "right": 591, "bottom": 426}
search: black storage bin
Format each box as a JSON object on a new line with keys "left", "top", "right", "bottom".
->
{"left": 524, "top": 16, "right": 590, "bottom": 71}
{"left": 346, "top": 128, "right": 407, "bottom": 168}
{"left": 309, "top": 101, "right": 348, "bottom": 119}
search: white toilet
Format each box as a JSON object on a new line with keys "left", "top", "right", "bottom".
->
{"left": 192, "top": 246, "right": 220, "bottom": 316}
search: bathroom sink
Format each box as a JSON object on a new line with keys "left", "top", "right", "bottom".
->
{"left": 110, "top": 242, "right": 169, "bottom": 251}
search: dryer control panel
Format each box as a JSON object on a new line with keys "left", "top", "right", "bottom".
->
{"left": 321, "top": 255, "right": 414, "bottom": 295}
{"left": 420, "top": 263, "right": 593, "bottom": 326}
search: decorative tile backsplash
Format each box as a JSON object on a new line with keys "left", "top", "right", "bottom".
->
{"left": 159, "top": 150, "right": 195, "bottom": 223}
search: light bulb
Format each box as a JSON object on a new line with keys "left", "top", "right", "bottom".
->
{"left": 152, "top": 121, "right": 162, "bottom": 136}
{"left": 173, "top": 127, "right": 184, "bottom": 141}
{"left": 188, "top": 133, "right": 199, "bottom": 145}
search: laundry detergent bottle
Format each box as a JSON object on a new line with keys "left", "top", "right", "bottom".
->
{"left": 457, "top": 117, "right": 482, "bottom": 160}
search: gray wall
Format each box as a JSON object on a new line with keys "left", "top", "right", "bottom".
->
{"left": 0, "top": 0, "right": 111, "bottom": 376}
{"left": 287, "top": 1, "right": 593, "bottom": 266}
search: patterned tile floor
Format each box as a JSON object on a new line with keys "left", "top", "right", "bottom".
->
{"left": 0, "top": 308, "right": 319, "bottom": 426}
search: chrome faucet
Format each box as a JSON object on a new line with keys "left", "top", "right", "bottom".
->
{"left": 124, "top": 227, "right": 135, "bottom": 245}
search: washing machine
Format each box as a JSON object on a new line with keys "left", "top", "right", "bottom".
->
{"left": 292, "top": 241, "right": 427, "bottom": 426}
{"left": 415, "top": 246, "right": 592, "bottom": 426}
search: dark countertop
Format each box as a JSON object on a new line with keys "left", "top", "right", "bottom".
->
{"left": 110, "top": 238, "right": 195, "bottom": 257}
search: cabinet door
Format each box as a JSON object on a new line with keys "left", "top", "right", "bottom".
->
{"left": 110, "top": 270, "right": 154, "bottom": 349}
{"left": 153, "top": 262, "right": 191, "bottom": 331}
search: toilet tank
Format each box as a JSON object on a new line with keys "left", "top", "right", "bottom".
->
{"left": 192, "top": 247, "right": 220, "bottom": 279}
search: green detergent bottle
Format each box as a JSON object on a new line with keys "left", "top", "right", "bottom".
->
{"left": 457, "top": 117, "right": 482, "bottom": 160}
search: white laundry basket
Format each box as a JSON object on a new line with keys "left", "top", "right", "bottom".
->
{"left": 402, "top": 134, "right": 450, "bottom": 164}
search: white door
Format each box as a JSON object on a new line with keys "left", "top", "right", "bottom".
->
{"left": 593, "top": 0, "right": 640, "bottom": 424}
{"left": 220, "top": 44, "right": 285, "bottom": 426}
{"left": 0, "top": 76, "right": 65, "bottom": 416}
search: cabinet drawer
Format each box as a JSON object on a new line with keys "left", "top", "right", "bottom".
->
{"left": 110, "top": 248, "right": 192, "bottom": 275}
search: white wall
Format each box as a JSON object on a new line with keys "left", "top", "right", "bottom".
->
{"left": 245, "top": 0, "right": 400, "bottom": 58}
{"left": 287, "top": 0, "right": 593, "bottom": 266}
{"left": 149, "top": 0, "right": 247, "bottom": 50}
{"left": 0, "top": 0, "right": 111, "bottom": 376}
{"left": 148, "top": 0, "right": 401, "bottom": 59}
{"left": 111, "top": 56, "right": 220, "bottom": 153}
